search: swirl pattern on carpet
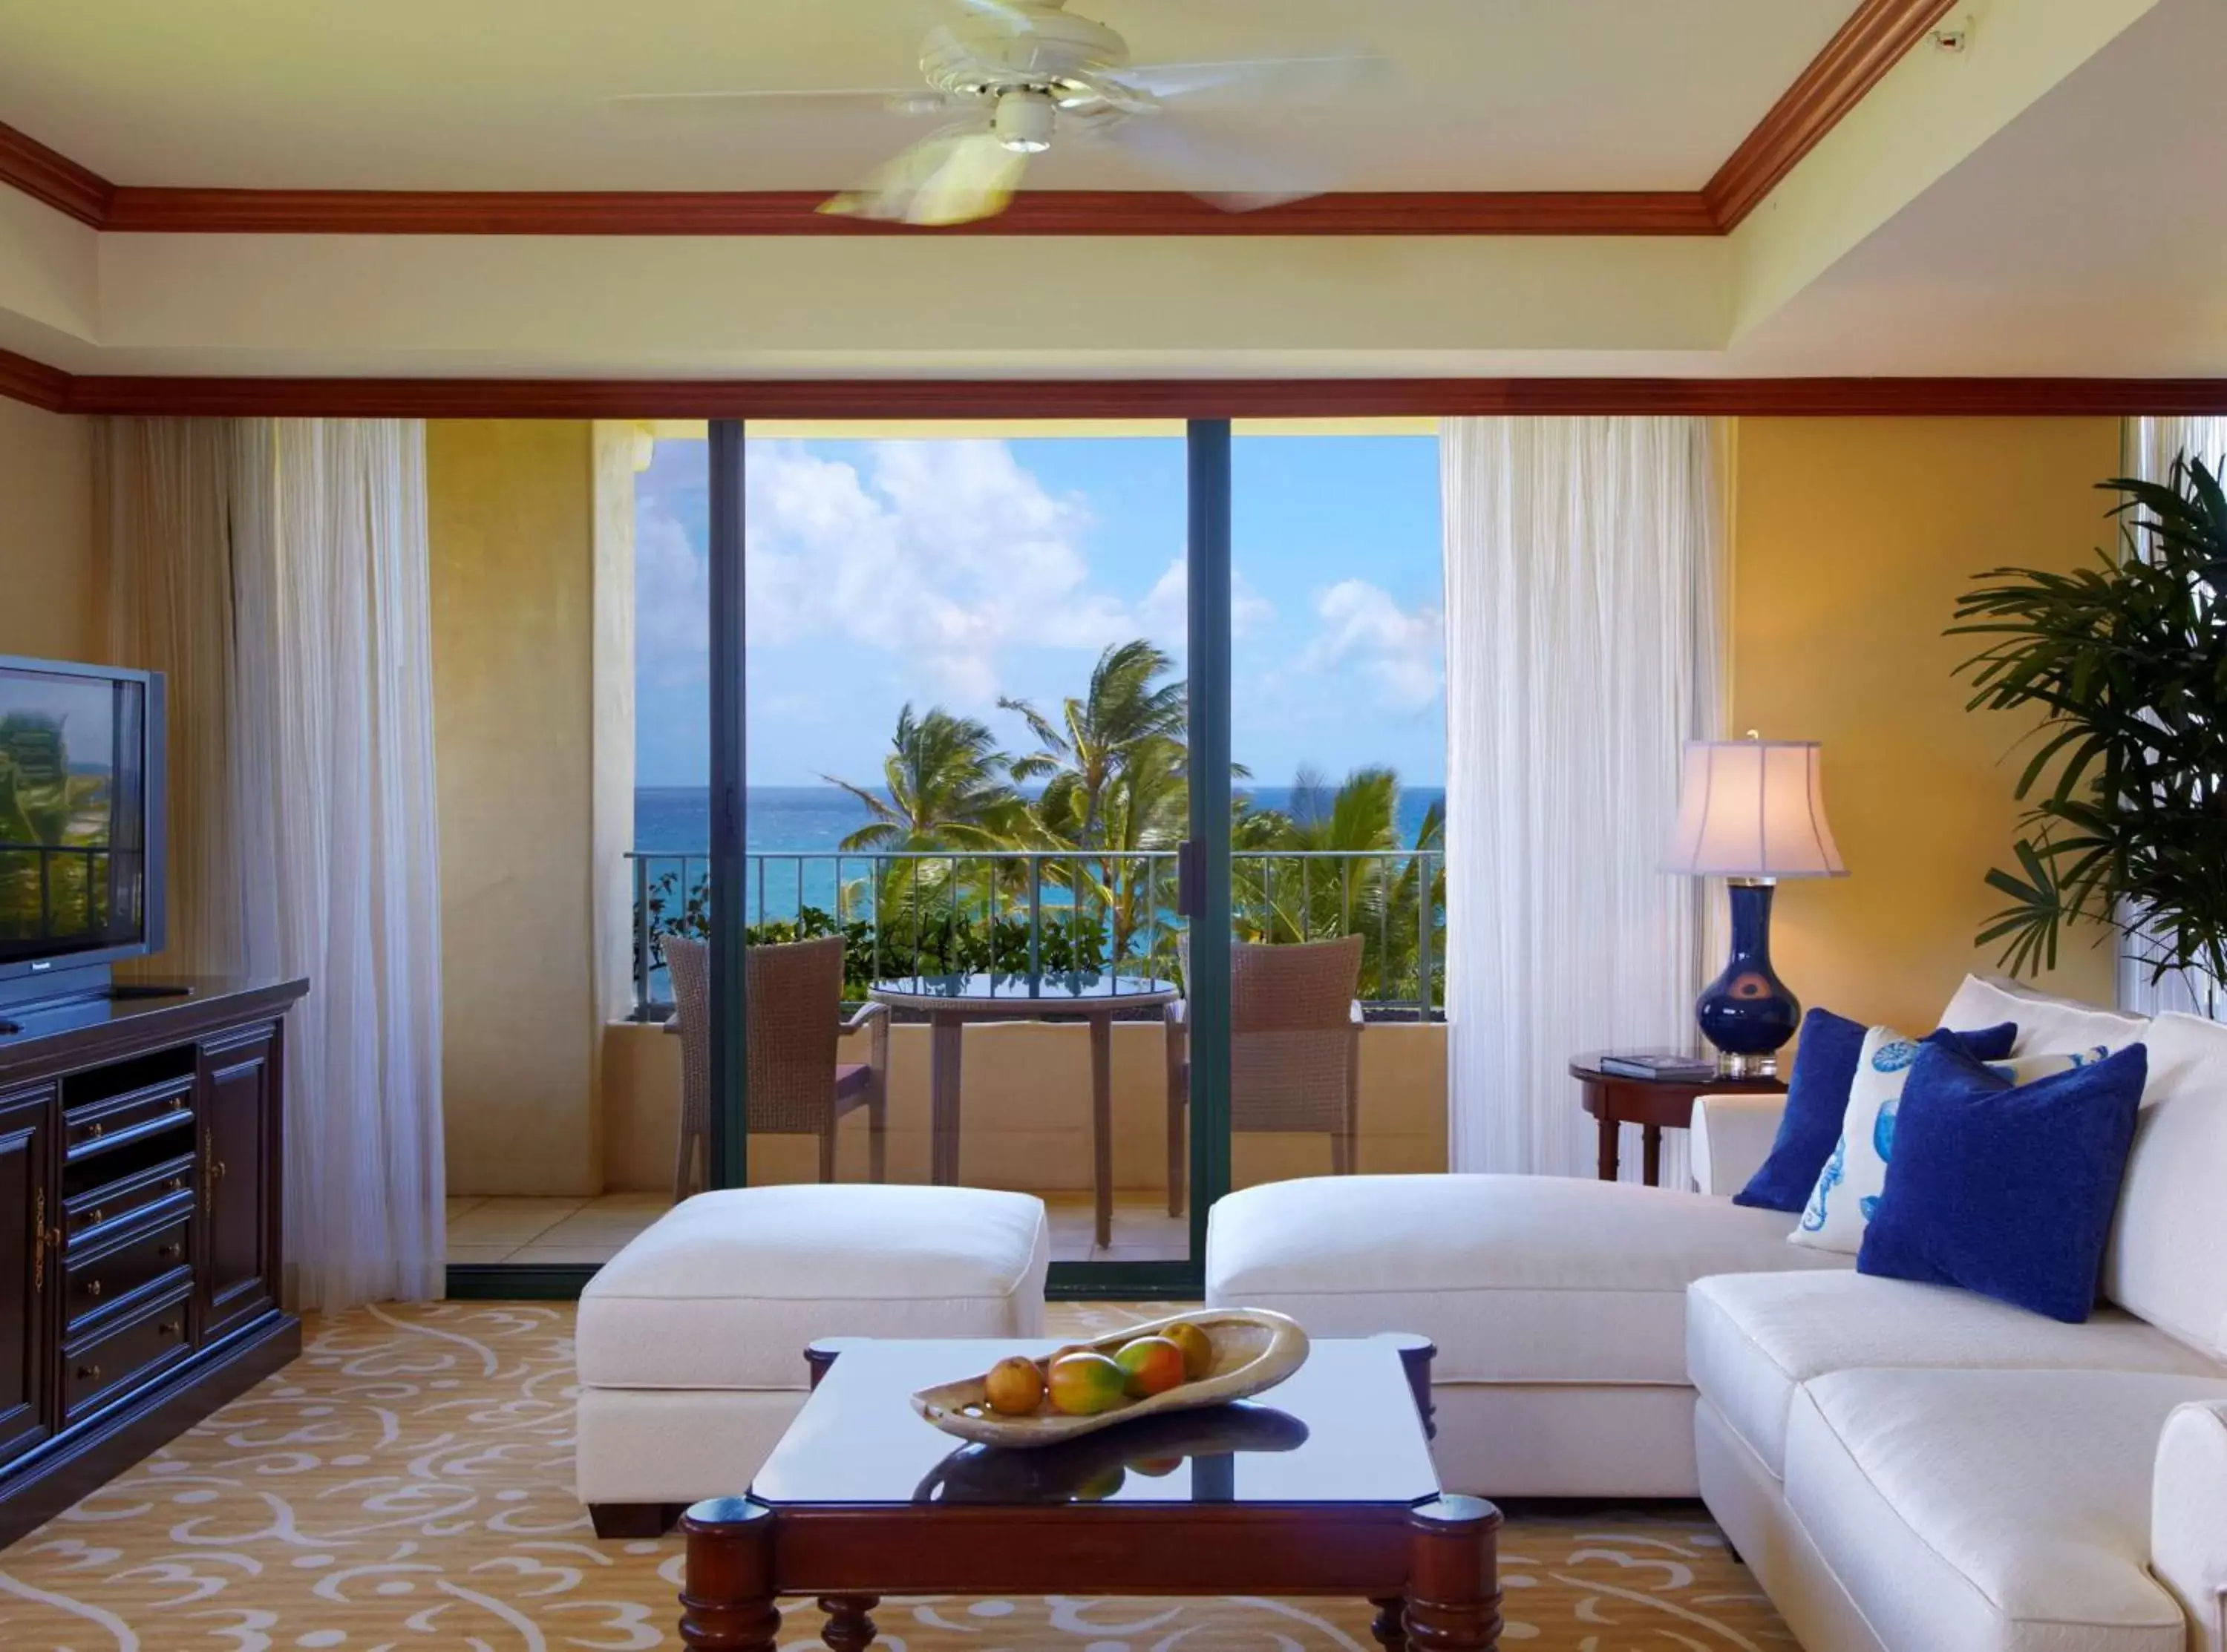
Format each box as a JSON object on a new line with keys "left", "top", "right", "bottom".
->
{"left": 0, "top": 1302, "right": 1795, "bottom": 1650}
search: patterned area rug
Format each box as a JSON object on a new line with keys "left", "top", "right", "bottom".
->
{"left": 0, "top": 1302, "right": 1796, "bottom": 1651}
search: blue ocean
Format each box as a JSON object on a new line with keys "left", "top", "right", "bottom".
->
{"left": 634, "top": 785, "right": 1445, "bottom": 924}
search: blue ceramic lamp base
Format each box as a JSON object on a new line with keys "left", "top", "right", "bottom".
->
{"left": 1696, "top": 879, "right": 1800, "bottom": 1077}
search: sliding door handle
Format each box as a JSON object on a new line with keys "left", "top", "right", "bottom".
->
{"left": 1176, "top": 840, "right": 1201, "bottom": 919}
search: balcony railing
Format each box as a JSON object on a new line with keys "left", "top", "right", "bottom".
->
{"left": 626, "top": 848, "right": 1444, "bottom": 1022}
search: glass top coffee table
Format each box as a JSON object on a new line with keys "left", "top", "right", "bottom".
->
{"left": 676, "top": 1334, "right": 1503, "bottom": 1651}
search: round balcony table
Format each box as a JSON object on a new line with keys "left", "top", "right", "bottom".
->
{"left": 868, "top": 972, "right": 1180, "bottom": 1250}
{"left": 1569, "top": 1053, "right": 1786, "bottom": 1187}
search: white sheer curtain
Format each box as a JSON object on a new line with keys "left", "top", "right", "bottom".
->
{"left": 2117, "top": 416, "right": 2227, "bottom": 1020}
{"left": 99, "top": 418, "right": 445, "bottom": 1310}
{"left": 1440, "top": 416, "right": 1725, "bottom": 1183}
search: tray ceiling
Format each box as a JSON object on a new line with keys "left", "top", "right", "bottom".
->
{"left": 0, "top": 0, "right": 1856, "bottom": 192}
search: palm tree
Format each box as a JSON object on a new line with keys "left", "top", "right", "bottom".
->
{"left": 823, "top": 704, "right": 1023, "bottom": 853}
{"left": 1235, "top": 766, "right": 1401, "bottom": 944}
{"left": 1062, "top": 732, "right": 1190, "bottom": 973}
{"left": 1002, "top": 640, "right": 1186, "bottom": 850}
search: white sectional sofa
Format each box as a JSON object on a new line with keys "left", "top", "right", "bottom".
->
{"left": 1207, "top": 974, "right": 2227, "bottom": 1652}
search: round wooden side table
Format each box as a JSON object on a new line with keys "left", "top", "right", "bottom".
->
{"left": 1569, "top": 1054, "right": 1787, "bottom": 1187}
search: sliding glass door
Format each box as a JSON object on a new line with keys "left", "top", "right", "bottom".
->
{"left": 699, "top": 418, "right": 1228, "bottom": 1292}
{"left": 445, "top": 410, "right": 1444, "bottom": 1299}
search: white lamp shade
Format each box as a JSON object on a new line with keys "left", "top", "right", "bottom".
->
{"left": 1664, "top": 739, "right": 1847, "bottom": 878}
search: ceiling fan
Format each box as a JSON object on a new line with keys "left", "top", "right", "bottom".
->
{"left": 607, "top": 0, "right": 1390, "bottom": 226}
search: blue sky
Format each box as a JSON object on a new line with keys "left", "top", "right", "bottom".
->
{"left": 633, "top": 432, "right": 1445, "bottom": 790}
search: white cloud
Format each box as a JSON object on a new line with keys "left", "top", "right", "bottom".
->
{"left": 634, "top": 501, "right": 709, "bottom": 686}
{"left": 1139, "top": 557, "right": 1275, "bottom": 646}
{"left": 1301, "top": 579, "right": 1445, "bottom": 710}
{"left": 739, "top": 440, "right": 1151, "bottom": 708}
{"left": 634, "top": 441, "right": 1286, "bottom": 714}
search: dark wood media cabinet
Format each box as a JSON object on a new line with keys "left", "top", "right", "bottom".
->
{"left": 0, "top": 976, "right": 307, "bottom": 1547}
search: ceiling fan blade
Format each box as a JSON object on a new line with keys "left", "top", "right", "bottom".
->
{"left": 946, "top": 0, "right": 1042, "bottom": 24}
{"left": 822, "top": 128, "right": 1031, "bottom": 226}
{"left": 1108, "top": 51, "right": 1397, "bottom": 108}
{"left": 1098, "top": 117, "right": 1330, "bottom": 212}
{"left": 606, "top": 88, "right": 941, "bottom": 122}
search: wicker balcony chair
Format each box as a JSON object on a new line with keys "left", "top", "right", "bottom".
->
{"left": 662, "top": 934, "right": 890, "bottom": 1198}
{"left": 1162, "top": 933, "right": 1365, "bottom": 1216}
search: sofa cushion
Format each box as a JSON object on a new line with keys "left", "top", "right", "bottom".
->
{"left": 1688, "top": 1269, "right": 2220, "bottom": 1478}
{"left": 1785, "top": 1368, "right": 2227, "bottom": 1652}
{"left": 2106, "top": 1009, "right": 2227, "bottom": 1361}
{"left": 1791, "top": 1035, "right": 2110, "bottom": 1258}
{"left": 577, "top": 1184, "right": 1050, "bottom": 1390}
{"left": 1734, "top": 1006, "right": 2015, "bottom": 1213}
{"left": 1940, "top": 972, "right": 2148, "bottom": 1056}
{"left": 1206, "top": 1173, "right": 1847, "bottom": 1386}
{"left": 1860, "top": 1040, "right": 2146, "bottom": 1322}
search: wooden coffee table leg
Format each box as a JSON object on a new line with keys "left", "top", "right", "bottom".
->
{"left": 1368, "top": 1596, "right": 1408, "bottom": 1649}
{"left": 1642, "top": 1122, "right": 1663, "bottom": 1187}
{"left": 1404, "top": 1495, "right": 1504, "bottom": 1651}
{"left": 679, "top": 1498, "right": 780, "bottom": 1651}
{"left": 818, "top": 1594, "right": 880, "bottom": 1651}
{"left": 1595, "top": 1101, "right": 1618, "bottom": 1181}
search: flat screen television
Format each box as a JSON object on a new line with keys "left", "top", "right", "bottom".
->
{"left": 0, "top": 655, "right": 166, "bottom": 992}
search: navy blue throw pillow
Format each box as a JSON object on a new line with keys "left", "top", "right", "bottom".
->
{"left": 1733, "top": 1009, "right": 2017, "bottom": 1212}
{"left": 1856, "top": 1040, "right": 2147, "bottom": 1322}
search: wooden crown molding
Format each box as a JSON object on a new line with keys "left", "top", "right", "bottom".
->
{"left": 0, "top": 118, "right": 111, "bottom": 226}
{"left": 1, "top": 0, "right": 1952, "bottom": 237}
{"left": 1706, "top": 0, "right": 1960, "bottom": 230}
{"left": 0, "top": 345, "right": 71, "bottom": 412}
{"left": 8, "top": 364, "right": 2226, "bottom": 420}
{"left": 100, "top": 187, "right": 1719, "bottom": 237}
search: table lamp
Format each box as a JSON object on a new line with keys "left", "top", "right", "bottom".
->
{"left": 1663, "top": 734, "right": 1847, "bottom": 1075}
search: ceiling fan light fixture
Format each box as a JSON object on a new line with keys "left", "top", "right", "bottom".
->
{"left": 993, "top": 88, "right": 1056, "bottom": 152}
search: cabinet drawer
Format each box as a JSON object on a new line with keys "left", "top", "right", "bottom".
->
{"left": 64, "top": 1216, "right": 192, "bottom": 1334}
{"left": 62, "top": 1286, "right": 193, "bottom": 1427}
{"left": 64, "top": 1155, "right": 195, "bottom": 1244}
{"left": 65, "top": 1078, "right": 194, "bottom": 1161}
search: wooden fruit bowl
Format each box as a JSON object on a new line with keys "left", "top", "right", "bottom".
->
{"left": 911, "top": 1308, "right": 1309, "bottom": 1449}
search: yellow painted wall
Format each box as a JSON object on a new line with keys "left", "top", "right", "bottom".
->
{"left": 428, "top": 420, "right": 605, "bottom": 1196}
{"left": 1729, "top": 417, "right": 2123, "bottom": 1031}
{"left": 0, "top": 399, "right": 94, "bottom": 661}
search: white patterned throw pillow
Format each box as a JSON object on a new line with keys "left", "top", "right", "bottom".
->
{"left": 1788, "top": 1025, "right": 2110, "bottom": 1255}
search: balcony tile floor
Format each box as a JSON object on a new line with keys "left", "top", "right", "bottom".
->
{"left": 445, "top": 1191, "right": 1189, "bottom": 1265}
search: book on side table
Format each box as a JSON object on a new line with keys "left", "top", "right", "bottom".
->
{"left": 1595, "top": 1053, "right": 1723, "bottom": 1081}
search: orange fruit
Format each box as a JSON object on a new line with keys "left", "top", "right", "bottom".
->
{"left": 1114, "top": 1336, "right": 1188, "bottom": 1398}
{"left": 984, "top": 1354, "right": 1045, "bottom": 1416}
{"left": 1162, "top": 1321, "right": 1214, "bottom": 1381}
{"left": 1047, "top": 1351, "right": 1129, "bottom": 1415}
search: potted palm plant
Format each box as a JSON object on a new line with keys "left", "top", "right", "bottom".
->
{"left": 1952, "top": 453, "right": 2227, "bottom": 995}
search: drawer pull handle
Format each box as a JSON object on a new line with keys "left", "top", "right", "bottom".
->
{"left": 157, "top": 1243, "right": 181, "bottom": 1261}
{"left": 85, "top": 1279, "right": 102, "bottom": 1299}
{"left": 158, "top": 1321, "right": 180, "bottom": 1337}
{"left": 87, "top": 1121, "right": 105, "bottom": 1138}
{"left": 88, "top": 1209, "right": 106, "bottom": 1226}
{"left": 169, "top": 1096, "right": 186, "bottom": 1111}
{"left": 165, "top": 1177, "right": 186, "bottom": 1193}
{"left": 76, "top": 1364, "right": 100, "bottom": 1383}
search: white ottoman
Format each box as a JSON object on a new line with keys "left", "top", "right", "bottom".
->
{"left": 576, "top": 1184, "right": 1049, "bottom": 1533}
{"left": 1206, "top": 1173, "right": 1847, "bottom": 1498}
